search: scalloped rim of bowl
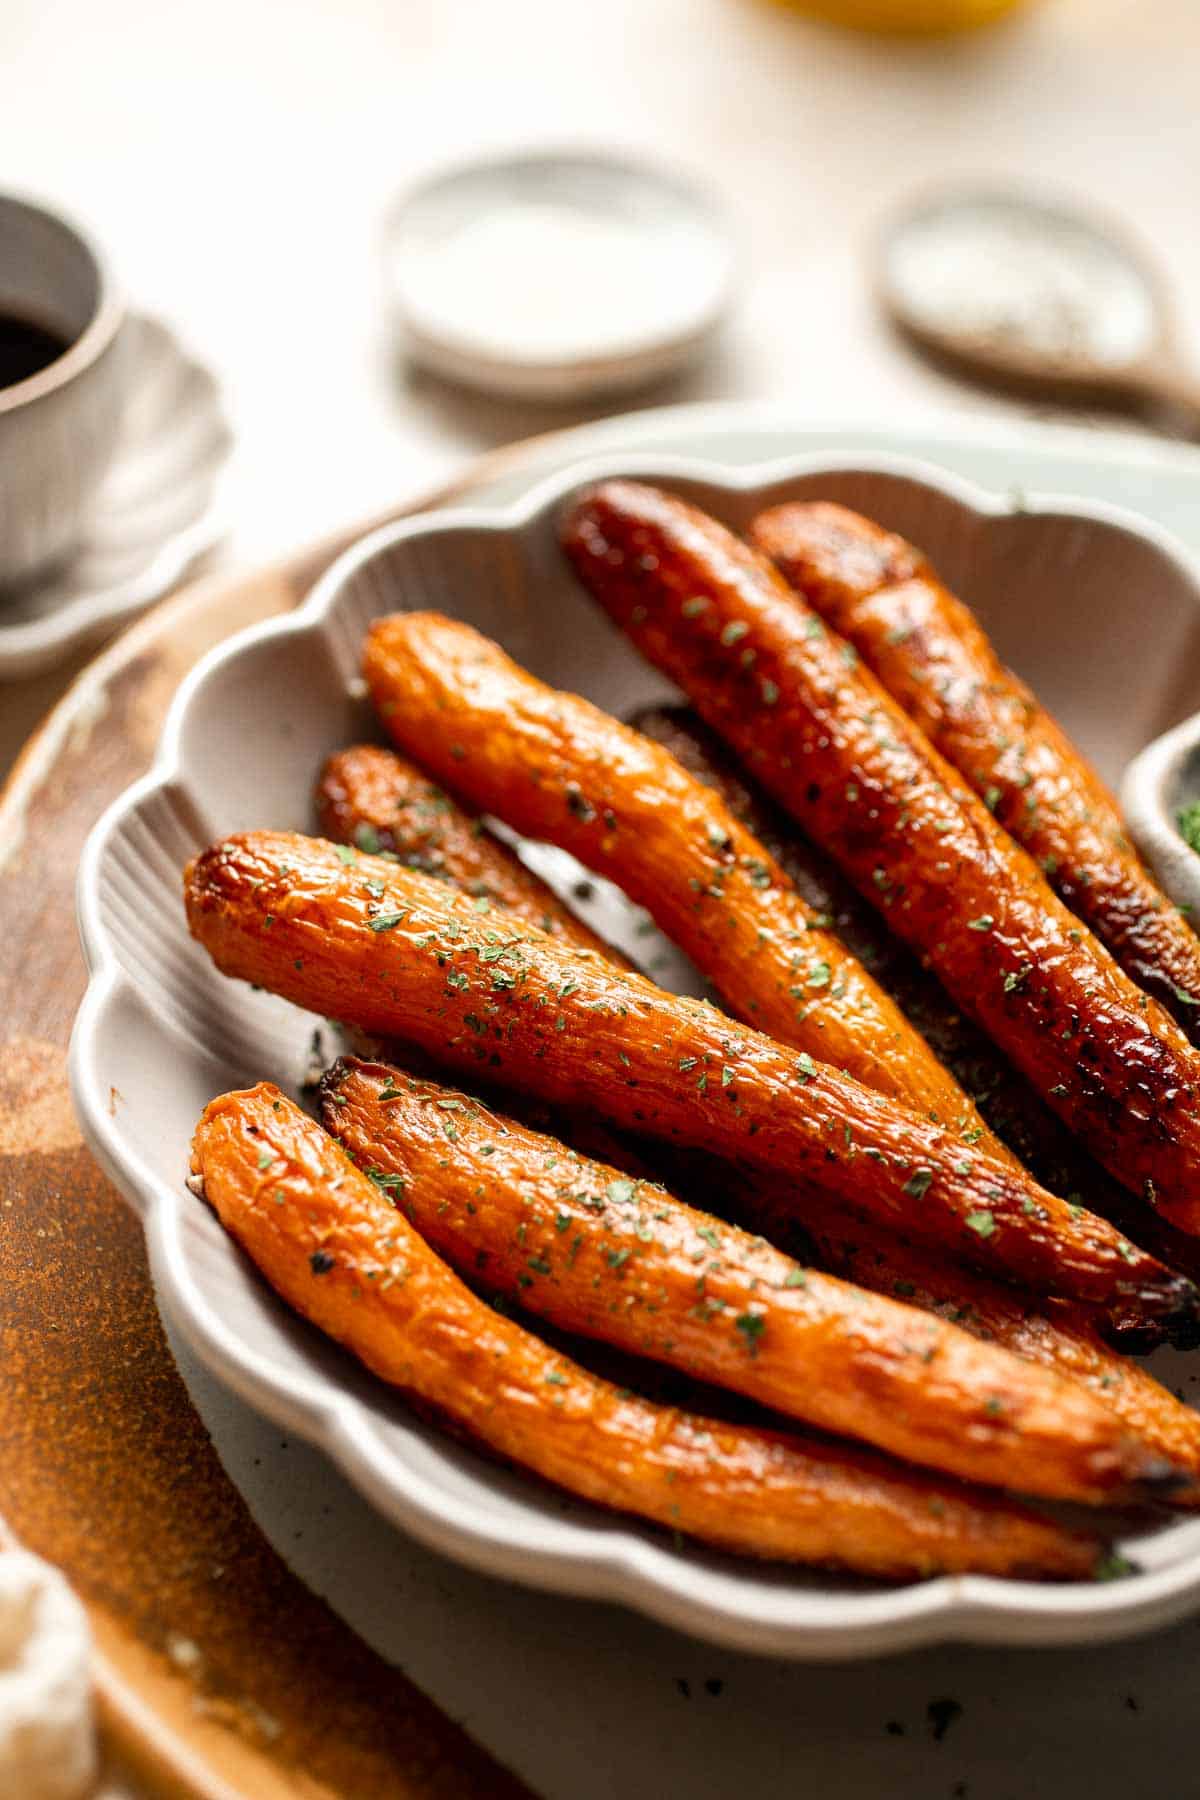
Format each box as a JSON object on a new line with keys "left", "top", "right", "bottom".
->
{"left": 70, "top": 443, "right": 1200, "bottom": 1659}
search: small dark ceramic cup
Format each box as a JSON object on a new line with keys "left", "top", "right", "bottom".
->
{"left": 0, "top": 193, "right": 127, "bottom": 588}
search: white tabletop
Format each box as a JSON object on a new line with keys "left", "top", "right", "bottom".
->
{"left": 3, "top": 0, "right": 1197, "bottom": 758}
{"left": 5, "top": 0, "right": 1200, "bottom": 1793}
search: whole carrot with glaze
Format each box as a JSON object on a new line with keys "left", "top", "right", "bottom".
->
{"left": 192, "top": 1084, "right": 1110, "bottom": 1580}
{"left": 316, "top": 736, "right": 1200, "bottom": 1463}
{"left": 362, "top": 611, "right": 993, "bottom": 1144}
{"left": 751, "top": 500, "right": 1200, "bottom": 1037}
{"left": 719, "top": 1172, "right": 1200, "bottom": 1487}
{"left": 315, "top": 738, "right": 1200, "bottom": 1465}
{"left": 321, "top": 1055, "right": 1182, "bottom": 1504}
{"left": 317, "top": 744, "right": 626, "bottom": 964}
{"left": 562, "top": 481, "right": 1200, "bottom": 1231}
{"left": 632, "top": 705, "right": 1200, "bottom": 1288}
{"left": 183, "top": 832, "right": 1200, "bottom": 1343}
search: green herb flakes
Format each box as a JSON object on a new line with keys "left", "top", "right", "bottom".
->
{"left": 368, "top": 911, "right": 407, "bottom": 933}
{"left": 735, "top": 1312, "right": 766, "bottom": 1356}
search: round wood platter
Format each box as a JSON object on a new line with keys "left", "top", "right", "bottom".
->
{"left": 0, "top": 444, "right": 554, "bottom": 1800}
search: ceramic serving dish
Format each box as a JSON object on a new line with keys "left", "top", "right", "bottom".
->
{"left": 71, "top": 448, "right": 1200, "bottom": 1658}
{"left": 1123, "top": 712, "right": 1200, "bottom": 923}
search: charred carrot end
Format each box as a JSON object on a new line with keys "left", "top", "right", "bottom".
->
{"left": 751, "top": 502, "right": 923, "bottom": 616}
{"left": 727, "top": 1172, "right": 1200, "bottom": 1497}
{"left": 320, "top": 1055, "right": 1188, "bottom": 1506}
{"left": 752, "top": 499, "right": 1200, "bottom": 1042}
{"left": 182, "top": 831, "right": 1200, "bottom": 1347}
{"left": 316, "top": 744, "right": 625, "bottom": 963}
{"left": 190, "top": 1084, "right": 1106, "bottom": 1580}
{"left": 561, "top": 481, "right": 1200, "bottom": 1234}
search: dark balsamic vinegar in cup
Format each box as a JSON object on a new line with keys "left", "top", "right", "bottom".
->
{"left": 0, "top": 312, "right": 70, "bottom": 389}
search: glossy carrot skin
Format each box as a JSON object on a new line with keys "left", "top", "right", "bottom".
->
{"left": 183, "top": 832, "right": 1200, "bottom": 1342}
{"left": 316, "top": 741, "right": 1200, "bottom": 1458}
{"left": 562, "top": 481, "right": 1200, "bottom": 1232}
{"left": 316, "top": 744, "right": 626, "bottom": 964}
{"left": 752, "top": 500, "right": 1200, "bottom": 1038}
{"left": 362, "top": 613, "right": 987, "bottom": 1141}
{"left": 721, "top": 1173, "right": 1200, "bottom": 1489}
{"left": 192, "top": 1085, "right": 1105, "bottom": 1580}
{"left": 322, "top": 1056, "right": 1183, "bottom": 1503}
{"left": 632, "top": 706, "right": 1200, "bottom": 1289}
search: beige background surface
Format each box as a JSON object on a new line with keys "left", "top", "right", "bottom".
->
{"left": 5, "top": 0, "right": 1198, "bottom": 766}
{"left": 5, "top": 2, "right": 1200, "bottom": 1795}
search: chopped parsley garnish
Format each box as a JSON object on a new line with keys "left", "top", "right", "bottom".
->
{"left": 735, "top": 1312, "right": 766, "bottom": 1356}
{"left": 965, "top": 1208, "right": 996, "bottom": 1239}
{"left": 367, "top": 1168, "right": 406, "bottom": 1197}
{"left": 1177, "top": 799, "right": 1200, "bottom": 856}
{"left": 902, "top": 1169, "right": 933, "bottom": 1200}
{"left": 368, "top": 911, "right": 407, "bottom": 933}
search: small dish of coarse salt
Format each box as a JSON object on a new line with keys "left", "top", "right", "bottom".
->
{"left": 384, "top": 149, "right": 739, "bottom": 401}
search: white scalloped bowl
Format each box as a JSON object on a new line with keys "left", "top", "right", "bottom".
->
{"left": 71, "top": 449, "right": 1200, "bottom": 1658}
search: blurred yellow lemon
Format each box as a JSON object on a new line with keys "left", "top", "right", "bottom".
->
{"left": 773, "top": 0, "right": 1035, "bottom": 31}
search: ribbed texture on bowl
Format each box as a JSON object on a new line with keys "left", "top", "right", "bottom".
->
{"left": 71, "top": 448, "right": 1200, "bottom": 1657}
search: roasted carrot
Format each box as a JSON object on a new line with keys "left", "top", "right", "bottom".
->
{"left": 316, "top": 744, "right": 626, "bottom": 964}
{"left": 191, "top": 1085, "right": 1107, "bottom": 1580}
{"left": 751, "top": 500, "right": 1200, "bottom": 1037}
{"left": 562, "top": 481, "right": 1200, "bottom": 1231}
{"left": 321, "top": 1055, "right": 1182, "bottom": 1504}
{"left": 183, "top": 832, "right": 1200, "bottom": 1343}
{"left": 362, "top": 611, "right": 995, "bottom": 1145}
{"left": 719, "top": 1173, "right": 1200, "bottom": 1488}
{"left": 317, "top": 732, "right": 1200, "bottom": 1453}
{"left": 631, "top": 705, "right": 1200, "bottom": 1289}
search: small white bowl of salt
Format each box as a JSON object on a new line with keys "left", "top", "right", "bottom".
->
{"left": 384, "top": 149, "right": 738, "bottom": 401}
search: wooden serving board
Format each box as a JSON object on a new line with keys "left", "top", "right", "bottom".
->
{"left": 0, "top": 444, "right": 553, "bottom": 1800}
